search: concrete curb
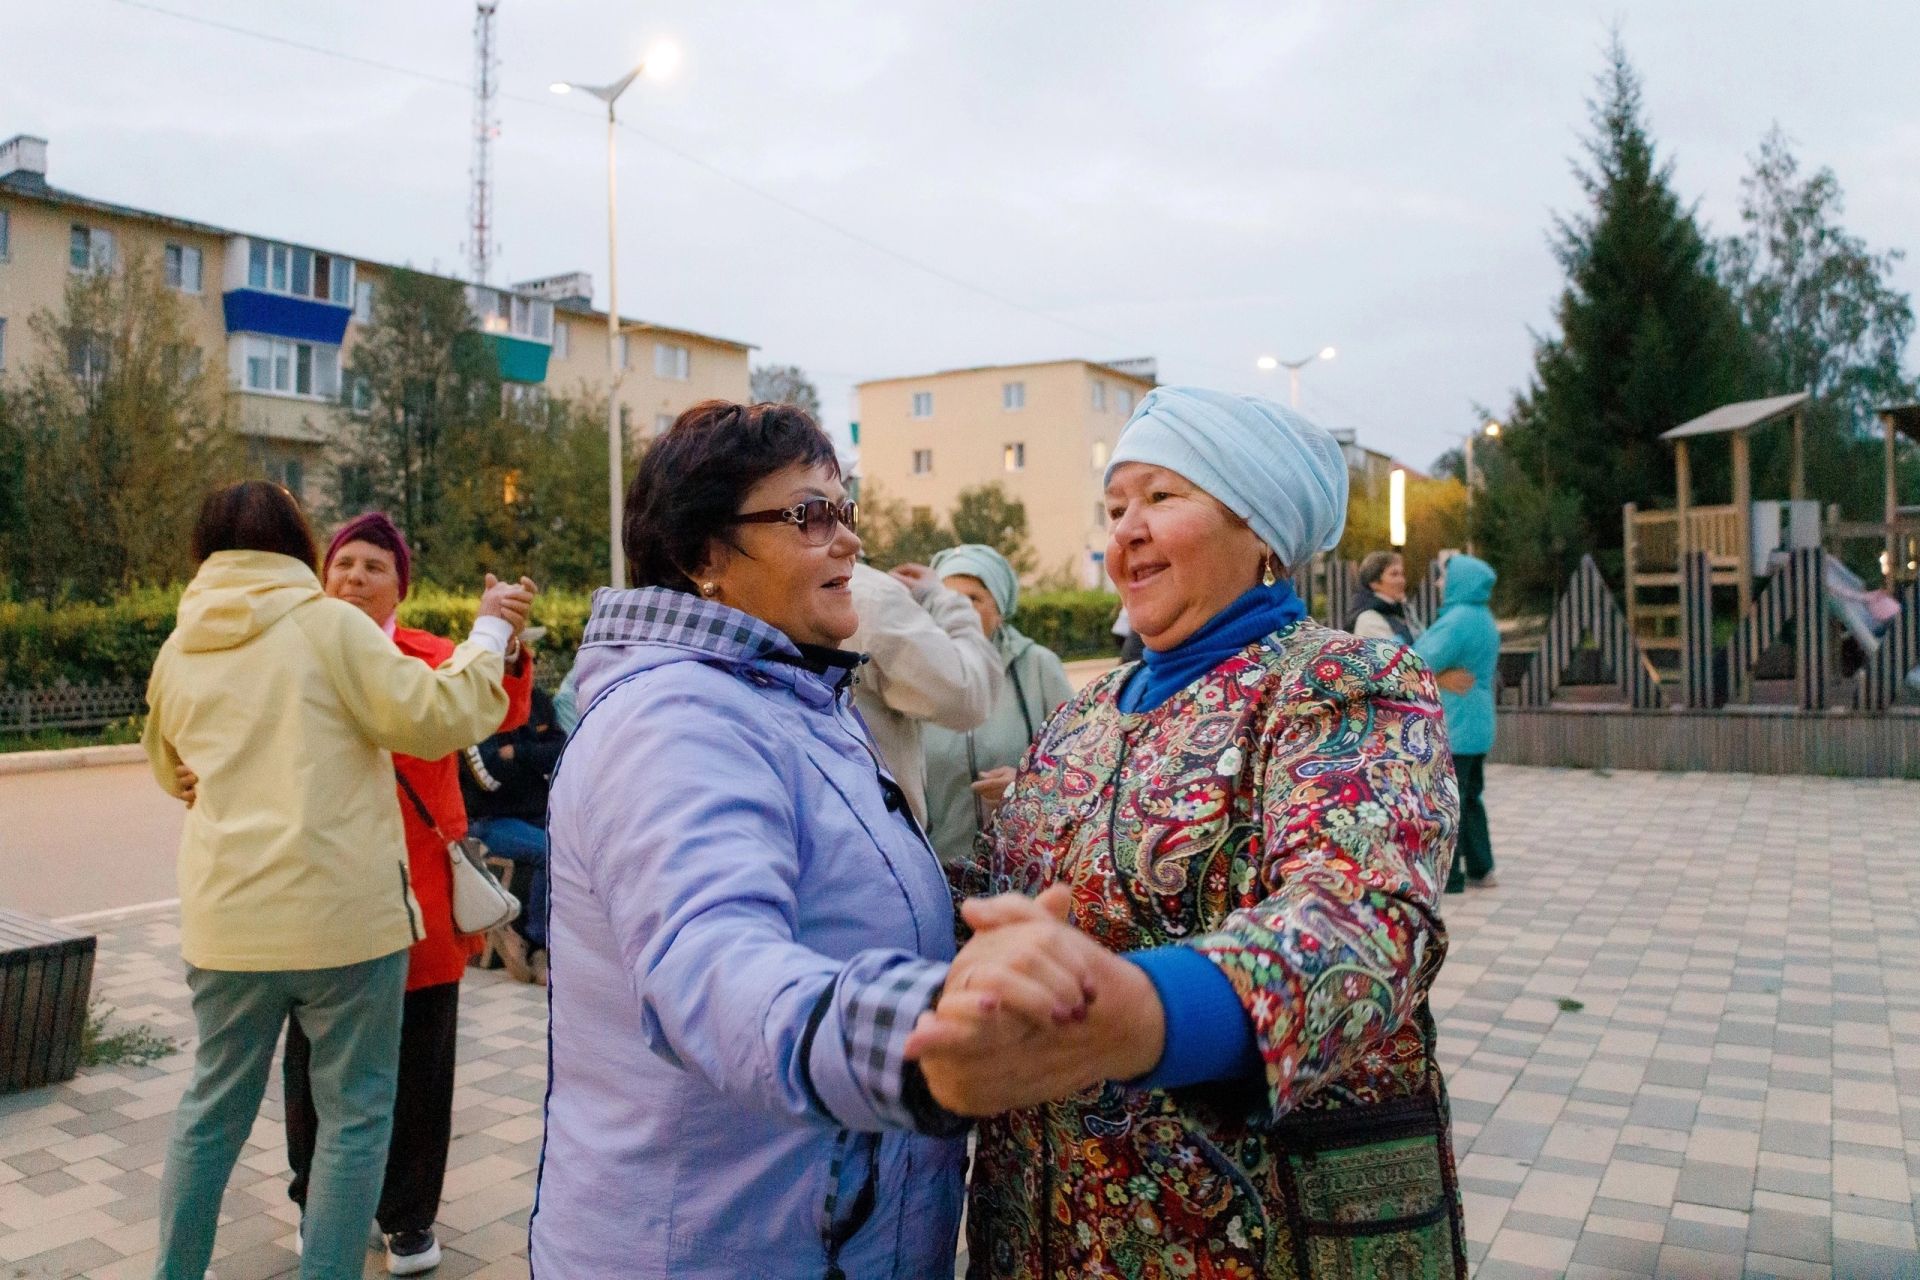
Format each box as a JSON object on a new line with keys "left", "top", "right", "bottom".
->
{"left": 0, "top": 742, "right": 147, "bottom": 776}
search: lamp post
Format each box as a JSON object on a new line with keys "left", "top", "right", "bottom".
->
{"left": 1255, "top": 346, "right": 1337, "bottom": 410}
{"left": 552, "top": 39, "right": 680, "bottom": 590}
{"left": 1464, "top": 419, "right": 1501, "bottom": 555}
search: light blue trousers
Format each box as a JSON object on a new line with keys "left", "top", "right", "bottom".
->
{"left": 153, "top": 950, "right": 407, "bottom": 1280}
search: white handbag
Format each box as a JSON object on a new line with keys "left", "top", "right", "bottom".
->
{"left": 396, "top": 770, "right": 520, "bottom": 936}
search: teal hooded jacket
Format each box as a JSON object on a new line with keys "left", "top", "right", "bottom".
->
{"left": 1413, "top": 554, "right": 1500, "bottom": 755}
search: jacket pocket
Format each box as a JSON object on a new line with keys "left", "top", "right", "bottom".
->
{"left": 1272, "top": 1094, "right": 1465, "bottom": 1279}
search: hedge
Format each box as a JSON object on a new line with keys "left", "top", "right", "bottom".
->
{"left": 0, "top": 585, "right": 1121, "bottom": 688}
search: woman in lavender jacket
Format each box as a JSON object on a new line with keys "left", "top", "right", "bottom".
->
{"left": 530, "top": 401, "right": 1089, "bottom": 1279}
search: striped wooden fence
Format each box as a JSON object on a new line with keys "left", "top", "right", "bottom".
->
{"left": 1855, "top": 579, "right": 1919, "bottom": 711}
{"left": 1680, "top": 551, "right": 1716, "bottom": 709}
{"left": 1726, "top": 547, "right": 1829, "bottom": 711}
{"left": 1519, "top": 555, "right": 1665, "bottom": 709}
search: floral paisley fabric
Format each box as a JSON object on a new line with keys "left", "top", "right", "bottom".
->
{"left": 962, "top": 620, "right": 1467, "bottom": 1279}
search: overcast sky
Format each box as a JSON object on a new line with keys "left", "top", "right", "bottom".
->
{"left": 5, "top": 0, "right": 1916, "bottom": 468}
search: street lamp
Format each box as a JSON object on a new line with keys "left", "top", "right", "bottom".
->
{"left": 1255, "top": 346, "right": 1337, "bottom": 410}
{"left": 1463, "top": 419, "right": 1501, "bottom": 555}
{"left": 552, "top": 39, "right": 680, "bottom": 590}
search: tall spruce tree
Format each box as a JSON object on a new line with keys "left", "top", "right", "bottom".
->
{"left": 1485, "top": 38, "right": 1758, "bottom": 603}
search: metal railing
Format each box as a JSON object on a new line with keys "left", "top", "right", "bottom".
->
{"left": 0, "top": 680, "right": 146, "bottom": 735}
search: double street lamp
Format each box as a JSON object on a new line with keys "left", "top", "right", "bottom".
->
{"left": 551, "top": 39, "right": 681, "bottom": 590}
{"left": 1255, "top": 346, "right": 1337, "bottom": 410}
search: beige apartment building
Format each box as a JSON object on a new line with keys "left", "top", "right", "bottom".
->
{"left": 857, "top": 358, "right": 1158, "bottom": 587}
{"left": 0, "top": 135, "right": 750, "bottom": 504}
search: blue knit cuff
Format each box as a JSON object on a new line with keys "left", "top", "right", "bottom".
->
{"left": 1127, "top": 946, "right": 1263, "bottom": 1090}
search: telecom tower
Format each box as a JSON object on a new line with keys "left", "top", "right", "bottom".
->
{"left": 467, "top": 1, "right": 501, "bottom": 284}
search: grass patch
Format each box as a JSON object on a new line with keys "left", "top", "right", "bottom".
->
{"left": 0, "top": 715, "right": 143, "bottom": 755}
{"left": 81, "top": 1003, "right": 178, "bottom": 1070}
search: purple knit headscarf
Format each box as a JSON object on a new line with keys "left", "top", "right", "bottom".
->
{"left": 325, "top": 512, "right": 412, "bottom": 598}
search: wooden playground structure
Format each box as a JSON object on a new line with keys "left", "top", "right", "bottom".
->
{"left": 1289, "top": 395, "right": 1920, "bottom": 777}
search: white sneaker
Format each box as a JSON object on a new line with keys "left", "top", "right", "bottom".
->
{"left": 385, "top": 1228, "right": 442, "bottom": 1275}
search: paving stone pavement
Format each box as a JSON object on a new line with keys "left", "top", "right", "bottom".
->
{"left": 3, "top": 765, "right": 1917, "bottom": 1278}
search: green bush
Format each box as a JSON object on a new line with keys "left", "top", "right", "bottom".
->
{"left": 1017, "top": 590, "right": 1120, "bottom": 661}
{"left": 0, "top": 584, "right": 595, "bottom": 690}
{"left": 1, "top": 583, "right": 1120, "bottom": 690}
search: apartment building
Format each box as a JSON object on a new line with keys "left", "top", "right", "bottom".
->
{"left": 0, "top": 135, "right": 751, "bottom": 503}
{"left": 856, "top": 358, "right": 1158, "bottom": 586}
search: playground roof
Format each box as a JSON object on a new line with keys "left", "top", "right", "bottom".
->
{"left": 1660, "top": 391, "right": 1809, "bottom": 441}
{"left": 1878, "top": 403, "right": 1920, "bottom": 442}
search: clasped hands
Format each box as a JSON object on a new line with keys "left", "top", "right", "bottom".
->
{"left": 904, "top": 885, "right": 1166, "bottom": 1117}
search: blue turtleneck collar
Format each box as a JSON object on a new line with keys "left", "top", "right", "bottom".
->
{"left": 1117, "top": 579, "right": 1307, "bottom": 713}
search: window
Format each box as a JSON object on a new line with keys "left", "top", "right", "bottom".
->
{"left": 354, "top": 281, "right": 375, "bottom": 324}
{"left": 618, "top": 333, "right": 631, "bottom": 369}
{"left": 0, "top": 317, "right": 7, "bottom": 372}
{"left": 502, "top": 469, "right": 522, "bottom": 505}
{"left": 165, "top": 343, "right": 203, "bottom": 384}
{"left": 281, "top": 457, "right": 305, "bottom": 499}
{"left": 1091, "top": 380, "right": 1106, "bottom": 411}
{"left": 654, "top": 342, "right": 690, "bottom": 380}
{"left": 69, "top": 224, "right": 113, "bottom": 274}
{"left": 1095, "top": 500, "right": 1107, "bottom": 526}
{"left": 241, "top": 335, "right": 339, "bottom": 399}
{"left": 164, "top": 244, "right": 203, "bottom": 293}
{"left": 0, "top": 208, "right": 10, "bottom": 260}
{"left": 1117, "top": 389, "right": 1135, "bottom": 415}
{"left": 554, "top": 320, "right": 570, "bottom": 359}
{"left": 502, "top": 384, "right": 548, "bottom": 416}
{"left": 912, "top": 506, "right": 934, "bottom": 523}
{"left": 467, "top": 286, "right": 554, "bottom": 342}
{"left": 619, "top": 404, "right": 633, "bottom": 432}
{"left": 243, "top": 238, "right": 352, "bottom": 304}
{"left": 912, "top": 448, "right": 933, "bottom": 475}
{"left": 1003, "top": 381, "right": 1025, "bottom": 410}
{"left": 654, "top": 413, "right": 674, "bottom": 437}
{"left": 349, "top": 375, "right": 373, "bottom": 413}
{"left": 911, "top": 391, "right": 933, "bottom": 418}
{"left": 67, "top": 333, "right": 109, "bottom": 385}
{"left": 1004, "top": 442, "right": 1025, "bottom": 472}
{"left": 1092, "top": 440, "right": 1110, "bottom": 469}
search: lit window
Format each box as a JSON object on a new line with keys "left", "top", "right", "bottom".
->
{"left": 911, "top": 391, "right": 933, "bottom": 418}
{"left": 654, "top": 342, "right": 690, "bottom": 380}
{"left": 1003, "top": 381, "right": 1025, "bottom": 410}
{"left": 164, "top": 244, "right": 203, "bottom": 293}
{"left": 912, "top": 448, "right": 933, "bottom": 475}
{"left": 554, "top": 320, "right": 570, "bottom": 358}
{"left": 1091, "top": 380, "right": 1106, "bottom": 411}
{"left": 1004, "top": 443, "right": 1025, "bottom": 472}
{"left": 503, "top": 469, "right": 521, "bottom": 505}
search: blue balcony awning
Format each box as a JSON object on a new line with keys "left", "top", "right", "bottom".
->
{"left": 223, "top": 289, "right": 352, "bottom": 345}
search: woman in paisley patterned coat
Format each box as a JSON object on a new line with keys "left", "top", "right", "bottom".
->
{"left": 908, "top": 386, "right": 1468, "bottom": 1279}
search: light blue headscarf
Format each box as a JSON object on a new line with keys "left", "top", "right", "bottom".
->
{"left": 1104, "top": 386, "right": 1348, "bottom": 569}
{"left": 930, "top": 543, "right": 1018, "bottom": 618}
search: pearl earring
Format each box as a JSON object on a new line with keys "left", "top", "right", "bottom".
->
{"left": 1262, "top": 557, "right": 1277, "bottom": 588}
{"left": 700, "top": 581, "right": 719, "bottom": 598}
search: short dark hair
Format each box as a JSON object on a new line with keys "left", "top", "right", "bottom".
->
{"left": 1358, "top": 549, "right": 1402, "bottom": 589}
{"left": 624, "top": 400, "right": 841, "bottom": 591}
{"left": 192, "top": 480, "right": 319, "bottom": 567}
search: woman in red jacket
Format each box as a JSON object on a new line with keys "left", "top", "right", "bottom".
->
{"left": 282, "top": 512, "right": 534, "bottom": 1276}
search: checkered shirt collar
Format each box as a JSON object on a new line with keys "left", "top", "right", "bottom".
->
{"left": 581, "top": 586, "right": 802, "bottom": 664}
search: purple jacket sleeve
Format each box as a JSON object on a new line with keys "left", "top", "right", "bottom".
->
{"left": 578, "top": 683, "right": 949, "bottom": 1134}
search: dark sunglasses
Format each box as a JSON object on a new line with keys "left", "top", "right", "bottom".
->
{"left": 732, "top": 497, "right": 859, "bottom": 546}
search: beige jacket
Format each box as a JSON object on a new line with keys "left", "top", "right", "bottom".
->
{"left": 847, "top": 563, "right": 1002, "bottom": 825}
{"left": 143, "top": 551, "right": 510, "bottom": 971}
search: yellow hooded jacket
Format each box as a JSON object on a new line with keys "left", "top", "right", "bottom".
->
{"left": 143, "top": 550, "right": 509, "bottom": 971}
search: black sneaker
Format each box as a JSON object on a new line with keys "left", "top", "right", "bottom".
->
{"left": 385, "top": 1228, "right": 442, "bottom": 1275}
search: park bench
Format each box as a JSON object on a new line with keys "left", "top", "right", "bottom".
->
{"left": 0, "top": 909, "right": 96, "bottom": 1093}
